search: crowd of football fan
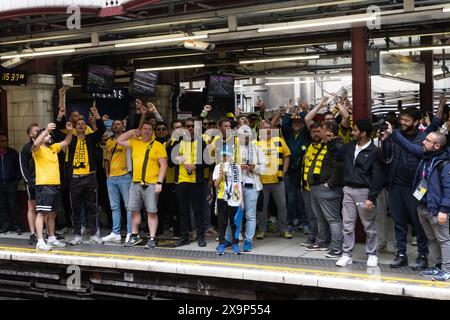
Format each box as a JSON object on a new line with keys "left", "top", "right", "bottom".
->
{"left": 0, "top": 86, "right": 449, "bottom": 281}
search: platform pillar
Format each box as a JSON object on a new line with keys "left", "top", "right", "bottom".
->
{"left": 351, "top": 27, "right": 371, "bottom": 121}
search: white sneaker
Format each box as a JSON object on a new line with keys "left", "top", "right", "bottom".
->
{"left": 367, "top": 255, "right": 378, "bottom": 267}
{"left": 69, "top": 235, "right": 83, "bottom": 246}
{"left": 336, "top": 255, "right": 353, "bottom": 267}
{"left": 90, "top": 235, "right": 104, "bottom": 244}
{"left": 36, "top": 241, "right": 52, "bottom": 251}
{"left": 125, "top": 233, "right": 131, "bottom": 244}
{"left": 47, "top": 237, "right": 66, "bottom": 248}
{"left": 101, "top": 232, "right": 121, "bottom": 243}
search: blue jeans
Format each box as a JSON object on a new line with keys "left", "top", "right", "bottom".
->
{"left": 225, "top": 186, "right": 259, "bottom": 242}
{"left": 107, "top": 173, "right": 132, "bottom": 235}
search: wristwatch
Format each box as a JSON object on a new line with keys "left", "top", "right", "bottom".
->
{"left": 157, "top": 181, "right": 163, "bottom": 185}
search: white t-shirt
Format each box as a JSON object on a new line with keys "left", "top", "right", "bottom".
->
{"left": 212, "top": 162, "right": 243, "bottom": 207}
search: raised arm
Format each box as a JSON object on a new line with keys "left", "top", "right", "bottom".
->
{"left": 304, "top": 96, "right": 329, "bottom": 130}
{"left": 336, "top": 98, "right": 350, "bottom": 128}
{"left": 384, "top": 122, "right": 423, "bottom": 158}
{"left": 33, "top": 123, "right": 56, "bottom": 152}
{"left": 200, "top": 104, "right": 212, "bottom": 119}
{"left": 117, "top": 129, "right": 137, "bottom": 148}
{"left": 147, "top": 102, "right": 164, "bottom": 121}
{"left": 60, "top": 122, "right": 73, "bottom": 148}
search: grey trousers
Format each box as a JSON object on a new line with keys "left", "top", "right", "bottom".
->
{"left": 375, "top": 188, "right": 393, "bottom": 247}
{"left": 302, "top": 189, "right": 318, "bottom": 242}
{"left": 310, "top": 184, "right": 343, "bottom": 250}
{"left": 417, "top": 205, "right": 450, "bottom": 271}
{"left": 258, "top": 182, "right": 288, "bottom": 232}
{"left": 342, "top": 186, "right": 378, "bottom": 257}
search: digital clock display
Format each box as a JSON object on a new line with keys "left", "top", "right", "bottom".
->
{"left": 0, "top": 70, "right": 27, "bottom": 85}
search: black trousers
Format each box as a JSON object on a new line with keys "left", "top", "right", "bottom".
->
{"left": 217, "top": 199, "right": 239, "bottom": 245}
{"left": 175, "top": 182, "right": 206, "bottom": 240}
{"left": 0, "top": 181, "right": 21, "bottom": 231}
{"left": 157, "top": 183, "right": 180, "bottom": 237}
{"left": 70, "top": 174, "right": 98, "bottom": 236}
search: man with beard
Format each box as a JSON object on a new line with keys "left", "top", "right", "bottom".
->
{"left": 383, "top": 124, "right": 450, "bottom": 281}
{"left": 60, "top": 106, "right": 106, "bottom": 246}
{"left": 101, "top": 119, "right": 132, "bottom": 244}
{"left": 335, "top": 120, "right": 384, "bottom": 267}
{"left": 20, "top": 123, "right": 40, "bottom": 244}
{"left": 382, "top": 107, "right": 443, "bottom": 269}
{"left": 32, "top": 122, "right": 73, "bottom": 250}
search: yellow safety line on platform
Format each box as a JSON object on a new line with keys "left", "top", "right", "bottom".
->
{"left": 0, "top": 245, "right": 448, "bottom": 288}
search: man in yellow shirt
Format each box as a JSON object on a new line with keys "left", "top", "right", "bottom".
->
{"left": 255, "top": 119, "right": 292, "bottom": 240}
{"left": 32, "top": 121, "right": 73, "bottom": 251}
{"left": 117, "top": 121, "right": 168, "bottom": 249}
{"left": 64, "top": 106, "right": 106, "bottom": 246}
{"left": 101, "top": 119, "right": 132, "bottom": 244}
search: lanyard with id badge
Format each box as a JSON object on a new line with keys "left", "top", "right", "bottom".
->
{"left": 413, "top": 159, "right": 436, "bottom": 201}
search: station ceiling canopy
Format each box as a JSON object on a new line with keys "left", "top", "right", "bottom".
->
{"left": 0, "top": 0, "right": 449, "bottom": 81}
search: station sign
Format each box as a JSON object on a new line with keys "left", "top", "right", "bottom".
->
{"left": 371, "top": 51, "right": 425, "bottom": 84}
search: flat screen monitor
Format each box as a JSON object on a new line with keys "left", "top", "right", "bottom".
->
{"left": 132, "top": 71, "right": 158, "bottom": 97}
{"left": 208, "top": 75, "right": 234, "bottom": 97}
{"left": 86, "top": 64, "right": 114, "bottom": 93}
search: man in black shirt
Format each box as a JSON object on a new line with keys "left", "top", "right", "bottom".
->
{"left": 19, "top": 123, "right": 40, "bottom": 244}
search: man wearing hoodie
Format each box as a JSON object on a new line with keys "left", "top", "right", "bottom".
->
{"left": 383, "top": 124, "right": 450, "bottom": 281}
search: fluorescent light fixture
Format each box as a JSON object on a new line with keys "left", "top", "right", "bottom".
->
{"left": 263, "top": 0, "right": 366, "bottom": 13}
{"left": 382, "top": 45, "right": 450, "bottom": 54}
{"left": 137, "top": 64, "right": 205, "bottom": 72}
{"left": 444, "top": 4, "right": 450, "bottom": 12}
{"left": 265, "top": 80, "right": 315, "bottom": 86}
{"left": 258, "top": 13, "right": 376, "bottom": 33}
{"left": 0, "top": 49, "right": 75, "bottom": 60}
{"left": 62, "top": 74, "right": 73, "bottom": 77}
{"left": 240, "top": 55, "right": 320, "bottom": 64}
{"left": 115, "top": 35, "right": 208, "bottom": 48}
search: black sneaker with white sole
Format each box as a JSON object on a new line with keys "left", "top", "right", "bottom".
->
{"left": 124, "top": 235, "right": 143, "bottom": 247}
{"left": 325, "top": 249, "right": 343, "bottom": 258}
{"left": 305, "top": 243, "right": 328, "bottom": 251}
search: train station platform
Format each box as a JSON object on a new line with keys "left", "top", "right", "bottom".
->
{"left": 0, "top": 230, "right": 448, "bottom": 300}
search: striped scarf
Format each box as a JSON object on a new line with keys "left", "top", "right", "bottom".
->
{"left": 303, "top": 143, "right": 327, "bottom": 191}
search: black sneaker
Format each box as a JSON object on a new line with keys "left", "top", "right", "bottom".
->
{"left": 145, "top": 239, "right": 156, "bottom": 249}
{"left": 175, "top": 238, "right": 191, "bottom": 247}
{"left": 29, "top": 233, "right": 37, "bottom": 245}
{"left": 124, "top": 235, "right": 143, "bottom": 247}
{"left": 300, "top": 239, "right": 315, "bottom": 247}
{"left": 15, "top": 227, "right": 23, "bottom": 235}
{"left": 325, "top": 249, "right": 343, "bottom": 258}
{"left": 197, "top": 237, "right": 207, "bottom": 247}
{"left": 390, "top": 254, "right": 408, "bottom": 268}
{"left": 411, "top": 255, "right": 428, "bottom": 271}
{"left": 305, "top": 243, "right": 328, "bottom": 251}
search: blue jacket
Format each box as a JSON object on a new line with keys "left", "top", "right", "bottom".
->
{"left": 382, "top": 117, "right": 441, "bottom": 187}
{"left": 0, "top": 147, "right": 21, "bottom": 185}
{"left": 391, "top": 131, "right": 450, "bottom": 216}
{"left": 281, "top": 113, "right": 310, "bottom": 172}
